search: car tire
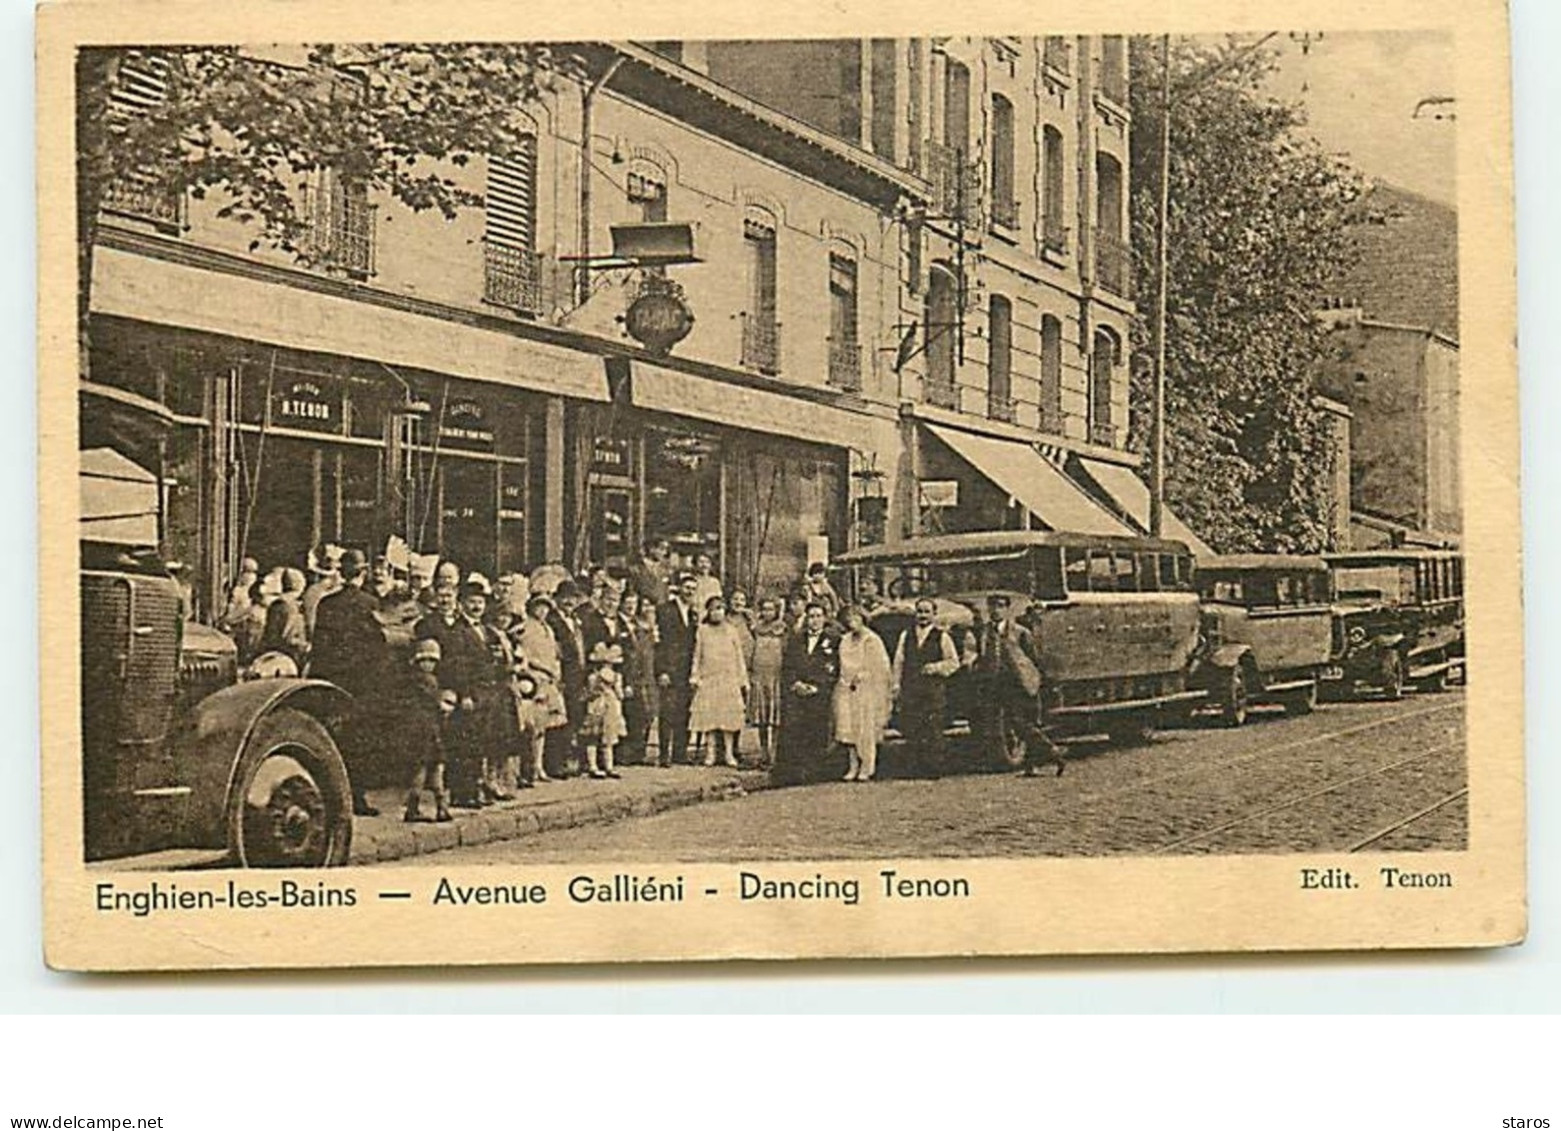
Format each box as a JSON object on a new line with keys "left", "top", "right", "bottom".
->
{"left": 1221, "top": 666, "right": 1250, "bottom": 727}
{"left": 1106, "top": 716, "right": 1155, "bottom": 746}
{"left": 226, "top": 707, "right": 353, "bottom": 868}
{"left": 1284, "top": 681, "right": 1318, "bottom": 716}
{"left": 1381, "top": 650, "right": 1406, "bottom": 701}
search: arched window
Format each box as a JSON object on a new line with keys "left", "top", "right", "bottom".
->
{"left": 1090, "top": 327, "right": 1119, "bottom": 446}
{"left": 1040, "top": 315, "right": 1064, "bottom": 432}
{"left": 741, "top": 207, "right": 779, "bottom": 374}
{"left": 1042, "top": 126, "right": 1067, "bottom": 253}
{"left": 987, "top": 295, "right": 1013, "bottom": 421}
{"left": 989, "top": 94, "right": 1017, "bottom": 229}
{"left": 924, "top": 264, "right": 959, "bottom": 409}
{"left": 484, "top": 132, "right": 541, "bottom": 313}
{"left": 1095, "top": 152, "right": 1128, "bottom": 296}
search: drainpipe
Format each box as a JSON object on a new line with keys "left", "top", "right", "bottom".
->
{"left": 578, "top": 55, "right": 625, "bottom": 307}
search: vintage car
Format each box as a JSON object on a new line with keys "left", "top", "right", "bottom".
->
{"left": 1322, "top": 549, "right": 1465, "bottom": 698}
{"left": 1191, "top": 554, "right": 1335, "bottom": 724}
{"left": 840, "top": 531, "right": 1205, "bottom": 768}
{"left": 80, "top": 386, "right": 355, "bottom": 867}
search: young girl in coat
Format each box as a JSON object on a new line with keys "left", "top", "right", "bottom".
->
{"left": 580, "top": 642, "right": 627, "bottom": 779}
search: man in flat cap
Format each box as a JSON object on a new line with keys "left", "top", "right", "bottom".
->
{"left": 309, "top": 548, "right": 388, "bottom": 816}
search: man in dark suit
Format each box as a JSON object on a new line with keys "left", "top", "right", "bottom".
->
{"left": 415, "top": 579, "right": 503, "bottom": 806}
{"left": 578, "top": 584, "right": 629, "bottom": 660}
{"left": 973, "top": 593, "right": 1064, "bottom": 776}
{"left": 654, "top": 572, "right": 701, "bottom": 766}
{"left": 891, "top": 597, "right": 962, "bottom": 779}
{"left": 308, "top": 549, "right": 389, "bottom": 816}
{"left": 773, "top": 602, "right": 840, "bottom": 786}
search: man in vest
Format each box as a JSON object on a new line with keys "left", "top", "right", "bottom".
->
{"left": 891, "top": 598, "right": 962, "bottom": 779}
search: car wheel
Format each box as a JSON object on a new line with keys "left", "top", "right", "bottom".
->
{"left": 227, "top": 707, "right": 353, "bottom": 868}
{"left": 1107, "top": 716, "right": 1155, "bottom": 746}
{"left": 1381, "top": 650, "right": 1406, "bottom": 701}
{"left": 994, "top": 713, "right": 1029, "bottom": 771}
{"left": 1221, "top": 666, "right": 1250, "bottom": 727}
{"left": 1285, "top": 681, "right": 1318, "bottom": 716}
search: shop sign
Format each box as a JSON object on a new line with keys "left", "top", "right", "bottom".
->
{"left": 500, "top": 478, "right": 526, "bottom": 523}
{"left": 438, "top": 397, "right": 496, "bottom": 451}
{"left": 591, "top": 436, "right": 634, "bottom": 476}
{"left": 275, "top": 378, "right": 340, "bottom": 431}
{"left": 918, "top": 479, "right": 960, "bottom": 508}
{"left": 624, "top": 288, "right": 694, "bottom": 355}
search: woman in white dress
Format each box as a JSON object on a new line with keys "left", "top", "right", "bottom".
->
{"left": 688, "top": 596, "right": 749, "bottom": 768}
{"left": 832, "top": 604, "right": 893, "bottom": 782}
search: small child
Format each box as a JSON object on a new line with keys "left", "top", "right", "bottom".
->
{"left": 509, "top": 664, "right": 550, "bottom": 789}
{"left": 580, "top": 642, "right": 627, "bottom": 780}
{"left": 401, "top": 638, "right": 456, "bottom": 823}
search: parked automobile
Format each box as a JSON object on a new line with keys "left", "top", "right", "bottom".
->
{"left": 80, "top": 387, "right": 354, "bottom": 867}
{"left": 1322, "top": 549, "right": 1465, "bottom": 698}
{"left": 840, "top": 531, "right": 1205, "bottom": 767}
{"left": 1191, "top": 554, "right": 1335, "bottom": 724}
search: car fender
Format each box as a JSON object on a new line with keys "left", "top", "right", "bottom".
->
{"left": 1366, "top": 632, "right": 1407, "bottom": 653}
{"left": 1206, "top": 643, "right": 1253, "bottom": 671}
{"left": 173, "top": 679, "right": 355, "bottom": 848}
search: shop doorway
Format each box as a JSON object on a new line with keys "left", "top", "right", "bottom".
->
{"left": 236, "top": 437, "right": 383, "bottom": 572}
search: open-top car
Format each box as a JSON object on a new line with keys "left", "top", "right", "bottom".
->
{"left": 1191, "top": 554, "right": 1334, "bottom": 724}
{"left": 840, "top": 530, "right": 1205, "bottom": 767}
{"left": 1322, "top": 548, "right": 1465, "bottom": 698}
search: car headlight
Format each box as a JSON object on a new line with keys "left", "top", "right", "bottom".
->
{"left": 1347, "top": 625, "right": 1367, "bottom": 646}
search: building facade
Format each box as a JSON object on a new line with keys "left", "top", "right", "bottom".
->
{"left": 84, "top": 38, "right": 1181, "bottom": 621}
{"left": 1316, "top": 182, "right": 1461, "bottom": 548}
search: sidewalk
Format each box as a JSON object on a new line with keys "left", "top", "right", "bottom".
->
{"left": 351, "top": 765, "right": 772, "bottom": 864}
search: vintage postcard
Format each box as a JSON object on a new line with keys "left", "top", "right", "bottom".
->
{"left": 37, "top": 0, "right": 1523, "bottom": 971}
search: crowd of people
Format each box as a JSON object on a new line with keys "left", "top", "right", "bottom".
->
{"left": 212, "top": 534, "right": 1064, "bottom": 825}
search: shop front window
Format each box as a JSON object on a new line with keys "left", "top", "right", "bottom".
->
{"left": 645, "top": 428, "right": 722, "bottom": 567}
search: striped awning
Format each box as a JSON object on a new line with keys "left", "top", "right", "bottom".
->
{"left": 925, "top": 424, "right": 1133, "bottom": 538}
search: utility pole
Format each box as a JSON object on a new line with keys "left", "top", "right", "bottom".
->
{"left": 1150, "top": 33, "right": 1171, "bottom": 538}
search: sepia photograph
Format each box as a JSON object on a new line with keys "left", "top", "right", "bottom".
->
{"left": 36, "top": 0, "right": 1522, "bottom": 970}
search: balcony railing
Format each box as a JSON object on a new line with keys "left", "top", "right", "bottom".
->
{"left": 100, "top": 174, "right": 184, "bottom": 232}
{"left": 827, "top": 335, "right": 862, "bottom": 391}
{"left": 990, "top": 196, "right": 1020, "bottom": 231}
{"left": 1090, "top": 419, "right": 1118, "bottom": 447}
{"left": 1094, "top": 231, "right": 1133, "bottom": 298}
{"left": 1042, "top": 216, "right": 1071, "bottom": 257}
{"left": 925, "top": 141, "right": 982, "bottom": 226}
{"left": 987, "top": 391, "right": 1016, "bottom": 423}
{"left": 924, "top": 373, "right": 958, "bottom": 410}
{"left": 740, "top": 312, "right": 781, "bottom": 375}
{"left": 305, "top": 181, "right": 377, "bottom": 278}
{"left": 483, "top": 242, "right": 545, "bottom": 315}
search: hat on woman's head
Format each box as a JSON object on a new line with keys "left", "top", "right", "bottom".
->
{"left": 412, "top": 638, "right": 442, "bottom": 663}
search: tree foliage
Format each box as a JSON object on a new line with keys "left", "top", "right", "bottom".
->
{"left": 75, "top": 44, "right": 570, "bottom": 346}
{"left": 1127, "top": 36, "right": 1361, "bottom": 553}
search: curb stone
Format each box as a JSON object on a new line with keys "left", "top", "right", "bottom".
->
{"left": 349, "top": 769, "right": 769, "bottom": 865}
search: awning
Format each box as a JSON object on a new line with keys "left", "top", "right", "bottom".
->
{"left": 1076, "top": 457, "right": 1213, "bottom": 555}
{"left": 925, "top": 424, "right": 1132, "bottom": 538}
{"left": 80, "top": 447, "right": 159, "bottom": 546}
{"left": 91, "top": 246, "right": 611, "bottom": 403}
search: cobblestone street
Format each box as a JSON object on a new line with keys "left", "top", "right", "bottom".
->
{"left": 395, "top": 690, "right": 1466, "bottom": 865}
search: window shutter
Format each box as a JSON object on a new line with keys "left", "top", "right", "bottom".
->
{"left": 486, "top": 135, "right": 538, "bottom": 254}
{"left": 109, "top": 52, "right": 169, "bottom": 120}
